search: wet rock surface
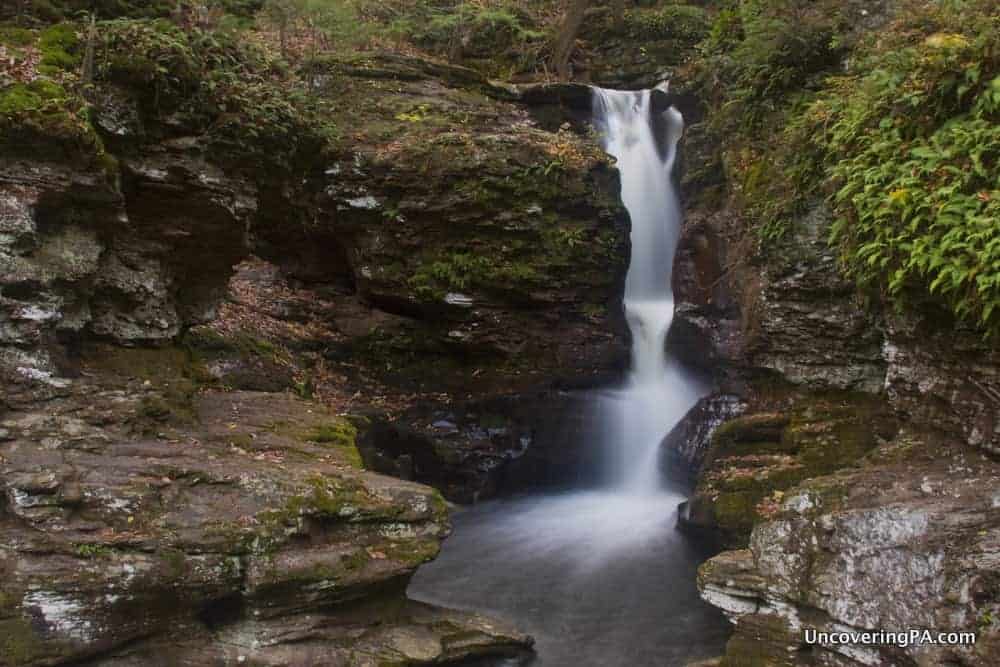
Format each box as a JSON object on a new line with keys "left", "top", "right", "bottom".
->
{"left": 360, "top": 391, "right": 607, "bottom": 503}
{"left": 698, "top": 431, "right": 1000, "bottom": 666}
{"left": 0, "top": 360, "right": 531, "bottom": 665}
{"left": 668, "top": 141, "right": 1000, "bottom": 663}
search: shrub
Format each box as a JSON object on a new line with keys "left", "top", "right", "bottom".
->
{"left": 699, "top": 0, "right": 1000, "bottom": 334}
{"left": 621, "top": 4, "right": 709, "bottom": 43}
{"left": 97, "top": 18, "right": 337, "bottom": 167}
{"left": 803, "top": 7, "right": 1000, "bottom": 331}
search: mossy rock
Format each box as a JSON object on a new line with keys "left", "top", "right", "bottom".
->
{"left": 81, "top": 343, "right": 212, "bottom": 429}
{"left": 704, "top": 413, "right": 793, "bottom": 464}
{"left": 309, "top": 419, "right": 364, "bottom": 469}
{"left": 719, "top": 608, "right": 801, "bottom": 667}
{"left": 0, "top": 78, "right": 103, "bottom": 162}
{"left": 0, "top": 616, "right": 73, "bottom": 666}
{"left": 693, "top": 392, "right": 897, "bottom": 546}
{"left": 184, "top": 327, "right": 297, "bottom": 392}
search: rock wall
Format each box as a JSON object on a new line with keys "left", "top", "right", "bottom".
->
{"left": 667, "top": 133, "right": 1000, "bottom": 664}
{"left": 0, "top": 50, "right": 632, "bottom": 665}
{"left": 0, "top": 360, "right": 531, "bottom": 665}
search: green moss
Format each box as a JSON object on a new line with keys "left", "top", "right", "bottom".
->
{"left": 37, "top": 23, "right": 80, "bottom": 74}
{"left": 257, "top": 475, "right": 378, "bottom": 532}
{"left": 0, "top": 79, "right": 68, "bottom": 115}
{"left": 383, "top": 537, "right": 440, "bottom": 567}
{"left": 0, "top": 23, "right": 87, "bottom": 156}
{"left": 705, "top": 413, "right": 791, "bottom": 463}
{"left": 784, "top": 393, "right": 893, "bottom": 475}
{"left": 712, "top": 492, "right": 759, "bottom": 539}
{"left": 306, "top": 476, "right": 366, "bottom": 516}
{"left": 700, "top": 393, "right": 896, "bottom": 545}
{"left": 310, "top": 419, "right": 364, "bottom": 468}
{"left": 234, "top": 333, "right": 278, "bottom": 359}
{"left": 74, "top": 543, "right": 113, "bottom": 559}
{"left": 428, "top": 488, "right": 449, "bottom": 520}
{"left": 0, "top": 78, "right": 102, "bottom": 163}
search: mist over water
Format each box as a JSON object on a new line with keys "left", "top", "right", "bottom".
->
{"left": 408, "top": 87, "right": 727, "bottom": 666}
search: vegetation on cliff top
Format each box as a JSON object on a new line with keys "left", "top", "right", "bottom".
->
{"left": 4, "top": 0, "right": 998, "bottom": 334}
{"left": 1, "top": 9, "right": 339, "bottom": 167}
{"left": 808, "top": 9, "right": 1000, "bottom": 332}
{"left": 693, "top": 0, "right": 1000, "bottom": 336}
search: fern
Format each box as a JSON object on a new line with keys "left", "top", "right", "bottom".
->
{"left": 805, "top": 5, "right": 1000, "bottom": 333}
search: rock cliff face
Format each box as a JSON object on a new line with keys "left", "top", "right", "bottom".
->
{"left": 0, "top": 48, "right": 629, "bottom": 665}
{"left": 698, "top": 428, "right": 1000, "bottom": 667}
{"left": 668, "top": 135, "right": 1000, "bottom": 663}
{"left": 1, "top": 375, "right": 529, "bottom": 666}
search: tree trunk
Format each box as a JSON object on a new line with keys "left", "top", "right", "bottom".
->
{"left": 308, "top": 19, "right": 318, "bottom": 92}
{"left": 81, "top": 13, "right": 97, "bottom": 97}
{"left": 612, "top": 0, "right": 625, "bottom": 30}
{"left": 553, "top": 0, "right": 589, "bottom": 80}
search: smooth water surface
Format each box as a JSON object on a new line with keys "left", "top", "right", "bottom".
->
{"left": 408, "top": 491, "right": 730, "bottom": 666}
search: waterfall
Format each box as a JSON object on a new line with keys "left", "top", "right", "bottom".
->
{"left": 409, "top": 87, "right": 731, "bottom": 666}
{"left": 592, "top": 87, "right": 706, "bottom": 493}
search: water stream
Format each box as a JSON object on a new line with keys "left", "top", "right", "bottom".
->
{"left": 408, "top": 88, "right": 729, "bottom": 666}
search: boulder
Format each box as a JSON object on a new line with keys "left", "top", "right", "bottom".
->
{"left": 699, "top": 430, "right": 1000, "bottom": 666}
{"left": 0, "top": 365, "right": 532, "bottom": 665}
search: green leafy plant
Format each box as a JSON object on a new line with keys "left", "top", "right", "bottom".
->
{"left": 620, "top": 4, "right": 709, "bottom": 43}
{"left": 409, "top": 250, "right": 539, "bottom": 299}
{"left": 803, "top": 7, "right": 1000, "bottom": 332}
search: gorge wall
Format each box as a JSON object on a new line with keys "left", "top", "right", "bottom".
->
{"left": 0, "top": 23, "right": 629, "bottom": 664}
{"left": 656, "top": 1, "right": 1000, "bottom": 663}
{"left": 2, "top": 1, "right": 999, "bottom": 666}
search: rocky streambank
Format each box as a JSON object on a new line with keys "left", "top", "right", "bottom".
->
{"left": 666, "top": 148, "right": 1000, "bottom": 667}
{"left": 3, "top": 2, "right": 999, "bottom": 665}
{"left": 0, "top": 33, "right": 629, "bottom": 664}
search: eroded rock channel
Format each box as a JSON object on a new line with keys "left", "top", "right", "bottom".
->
{"left": 2, "top": 2, "right": 999, "bottom": 666}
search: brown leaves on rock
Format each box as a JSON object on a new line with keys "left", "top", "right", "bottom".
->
{"left": 0, "top": 43, "right": 41, "bottom": 86}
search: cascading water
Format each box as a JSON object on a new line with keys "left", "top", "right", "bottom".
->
{"left": 408, "top": 87, "right": 728, "bottom": 666}
{"left": 591, "top": 88, "right": 708, "bottom": 493}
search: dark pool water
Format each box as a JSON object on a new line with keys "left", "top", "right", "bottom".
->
{"left": 408, "top": 490, "right": 731, "bottom": 667}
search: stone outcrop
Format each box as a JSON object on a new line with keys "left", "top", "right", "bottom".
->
{"left": 577, "top": 5, "right": 710, "bottom": 89}
{"left": 667, "top": 148, "right": 1000, "bottom": 663}
{"left": 698, "top": 429, "right": 1000, "bottom": 666}
{"left": 0, "top": 352, "right": 531, "bottom": 665}
{"left": 359, "top": 390, "right": 607, "bottom": 503}
{"left": 264, "top": 54, "right": 630, "bottom": 398}
{"left": 1, "top": 48, "right": 638, "bottom": 665}
{"left": 2, "top": 48, "right": 632, "bottom": 494}
{"left": 676, "top": 393, "right": 898, "bottom": 549}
